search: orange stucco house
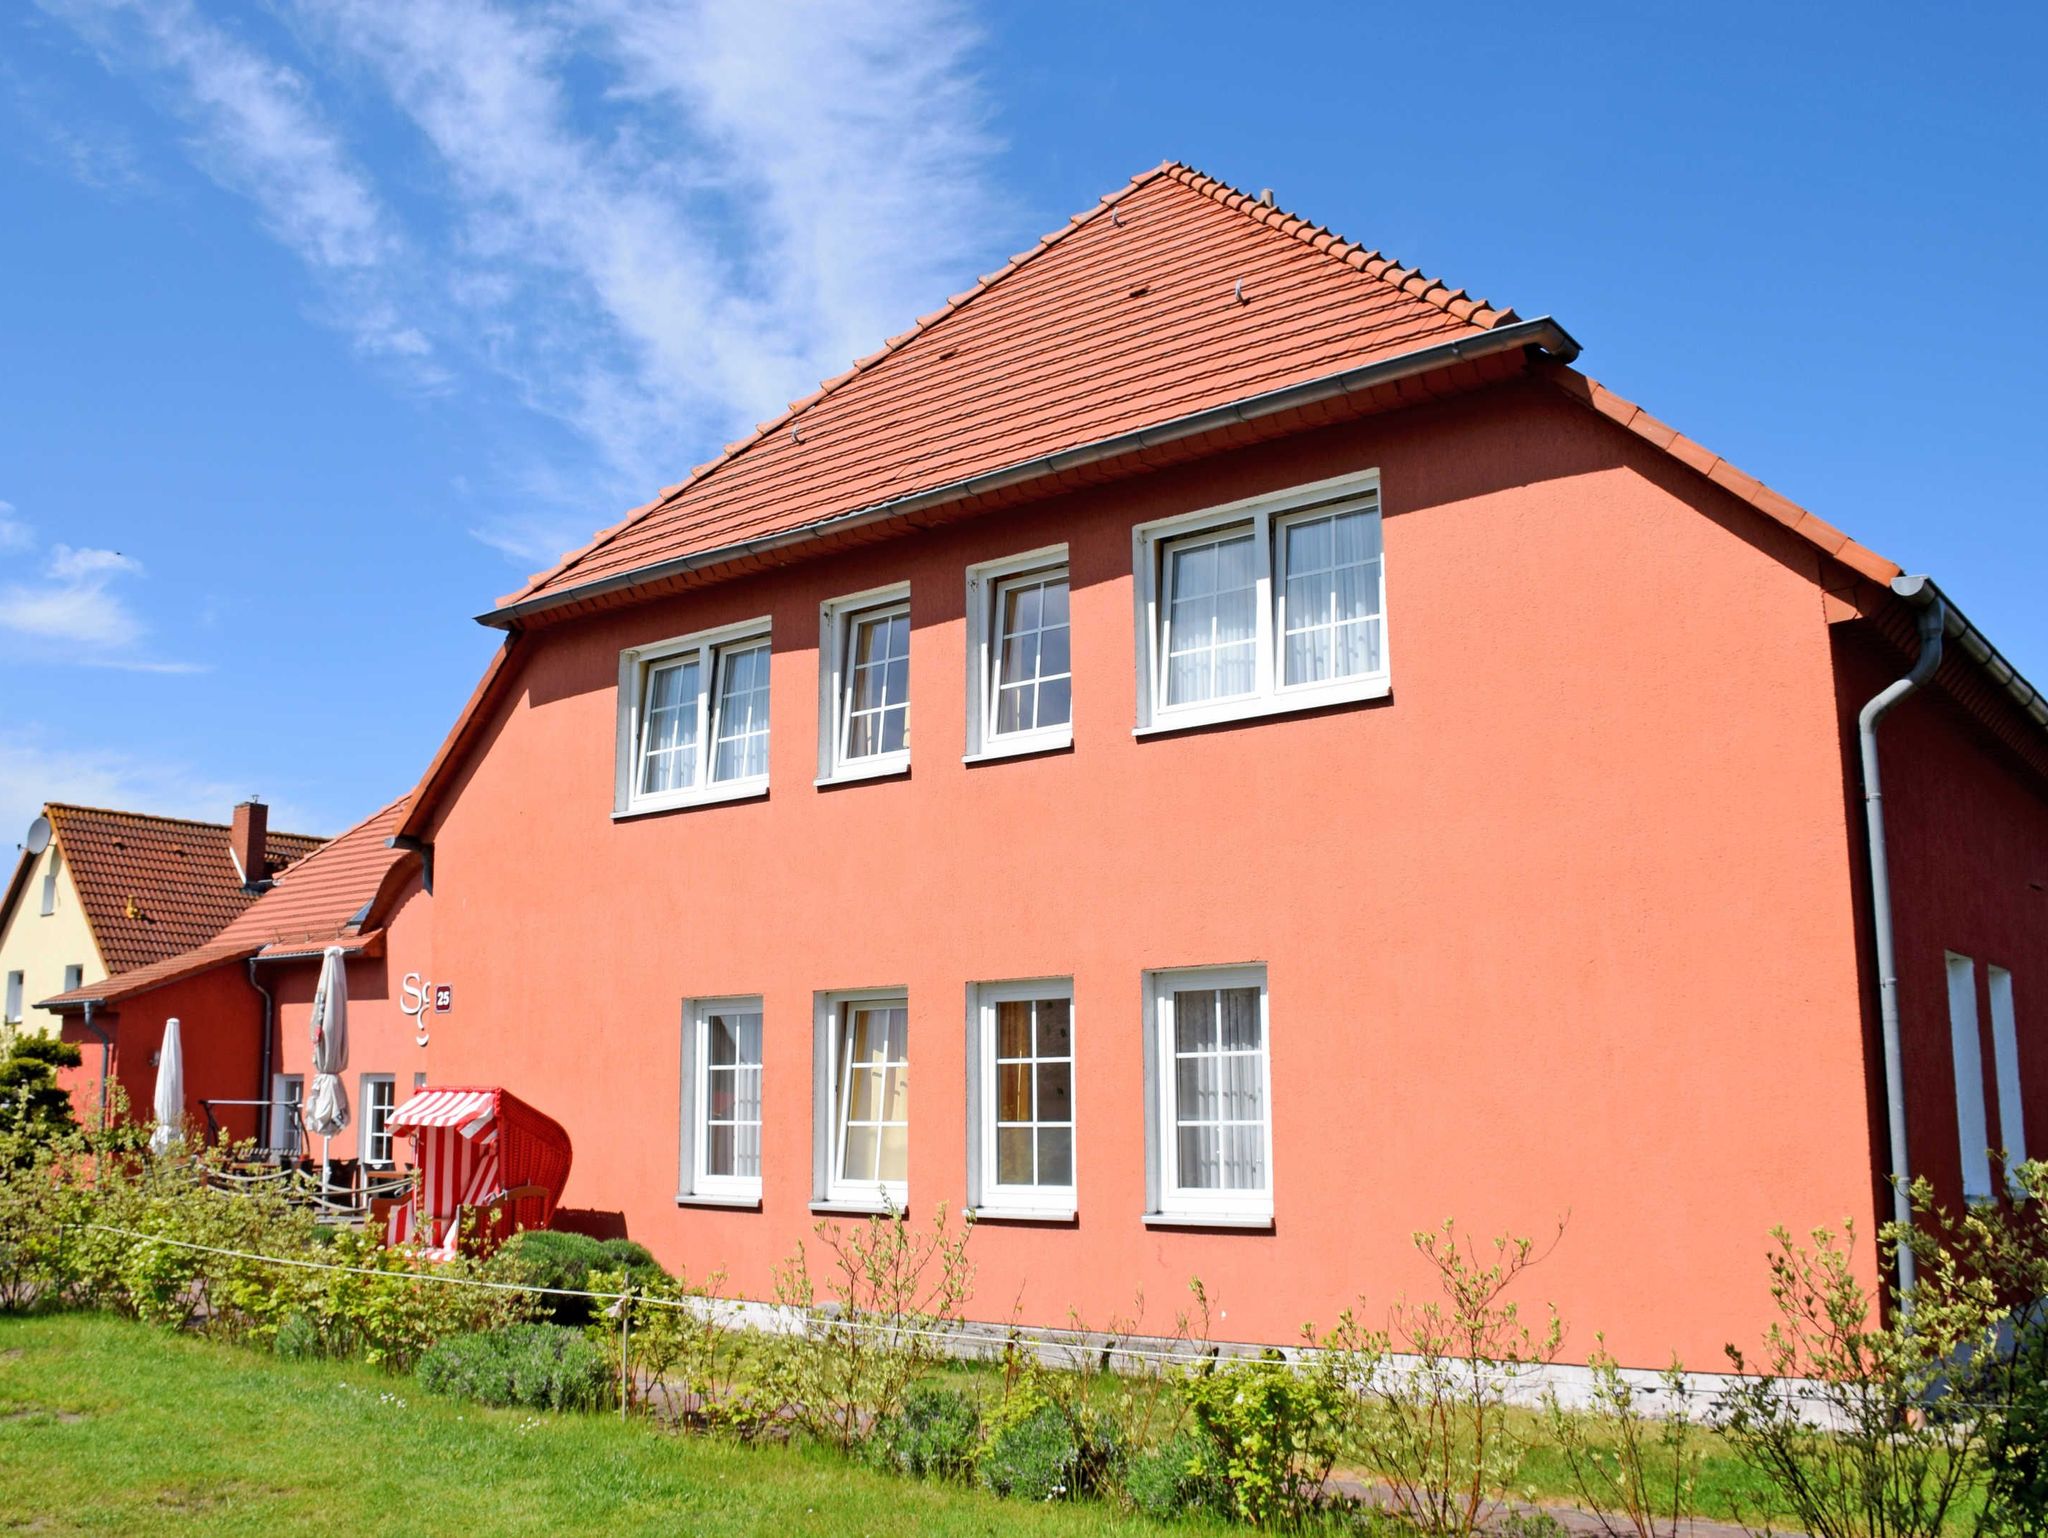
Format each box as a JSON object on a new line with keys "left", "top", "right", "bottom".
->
{"left": 61, "top": 163, "right": 2048, "bottom": 1368}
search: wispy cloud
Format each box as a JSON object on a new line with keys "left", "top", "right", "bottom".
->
{"left": 39, "top": 0, "right": 1002, "bottom": 563}
{"left": 0, "top": 508, "right": 204, "bottom": 672}
{"left": 0, "top": 729, "right": 333, "bottom": 846}
{"left": 34, "top": 0, "right": 433, "bottom": 364}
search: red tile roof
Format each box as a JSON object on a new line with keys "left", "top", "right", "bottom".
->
{"left": 38, "top": 805, "right": 324, "bottom": 973}
{"left": 41, "top": 795, "right": 413, "bottom": 1010}
{"left": 497, "top": 161, "right": 1517, "bottom": 620}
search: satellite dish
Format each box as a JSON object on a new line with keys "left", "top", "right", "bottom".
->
{"left": 24, "top": 816, "right": 51, "bottom": 855}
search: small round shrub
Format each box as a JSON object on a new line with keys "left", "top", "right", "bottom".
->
{"left": 416, "top": 1323, "right": 612, "bottom": 1412}
{"left": 866, "top": 1384, "right": 981, "bottom": 1480}
{"left": 493, "top": 1230, "right": 612, "bottom": 1324}
{"left": 1123, "top": 1431, "right": 1228, "bottom": 1521}
{"left": 978, "top": 1401, "right": 1081, "bottom": 1501}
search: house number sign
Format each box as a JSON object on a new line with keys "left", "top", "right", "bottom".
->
{"left": 400, "top": 972, "right": 451, "bottom": 1046}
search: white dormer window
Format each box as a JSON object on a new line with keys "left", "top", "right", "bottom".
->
{"left": 615, "top": 618, "right": 772, "bottom": 816}
{"left": 1132, "top": 470, "right": 1387, "bottom": 733}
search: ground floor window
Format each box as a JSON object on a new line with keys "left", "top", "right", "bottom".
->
{"left": 360, "top": 1074, "right": 397, "bottom": 1168}
{"left": 1142, "top": 964, "right": 1272, "bottom": 1223}
{"left": 269, "top": 1073, "right": 303, "bottom": 1158}
{"left": 681, "top": 997, "right": 764, "bottom": 1201}
{"left": 815, "top": 991, "right": 908, "bottom": 1207}
{"left": 968, "top": 979, "right": 1075, "bottom": 1216}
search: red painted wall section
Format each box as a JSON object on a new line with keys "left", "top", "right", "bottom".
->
{"left": 1834, "top": 627, "right": 2048, "bottom": 1215}
{"left": 267, "top": 875, "right": 436, "bottom": 1165}
{"left": 418, "top": 380, "right": 1879, "bottom": 1367}
{"left": 58, "top": 963, "right": 264, "bottom": 1143}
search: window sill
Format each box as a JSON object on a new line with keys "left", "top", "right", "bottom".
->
{"left": 969, "top": 1205, "right": 1076, "bottom": 1223}
{"left": 808, "top": 1199, "right": 906, "bottom": 1218}
{"left": 814, "top": 758, "right": 910, "bottom": 789}
{"left": 675, "top": 1191, "right": 763, "bottom": 1211}
{"left": 1134, "top": 675, "right": 1390, "bottom": 738}
{"left": 615, "top": 780, "right": 769, "bottom": 820}
{"left": 1141, "top": 1210, "right": 1273, "bottom": 1231}
{"left": 962, "top": 731, "right": 1072, "bottom": 766}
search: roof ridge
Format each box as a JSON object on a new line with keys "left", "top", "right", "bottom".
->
{"left": 500, "top": 162, "right": 1188, "bottom": 608}
{"left": 43, "top": 802, "right": 325, "bottom": 844}
{"left": 1156, "top": 162, "right": 1519, "bottom": 330}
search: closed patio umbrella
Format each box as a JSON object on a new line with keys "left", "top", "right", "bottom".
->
{"left": 304, "top": 946, "right": 350, "bottom": 1190}
{"left": 149, "top": 1016, "right": 184, "bottom": 1156}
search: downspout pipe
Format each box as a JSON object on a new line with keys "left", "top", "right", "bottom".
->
{"left": 79, "top": 1000, "right": 112, "bottom": 1132}
{"left": 1859, "top": 575, "right": 1947, "bottom": 1306}
{"left": 249, "top": 958, "right": 276, "bottom": 1144}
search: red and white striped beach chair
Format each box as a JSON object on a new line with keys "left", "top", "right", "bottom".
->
{"left": 381, "top": 1086, "right": 573, "bottom": 1260}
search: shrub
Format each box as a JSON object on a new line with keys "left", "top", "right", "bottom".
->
{"left": 417, "top": 1323, "right": 612, "bottom": 1411}
{"left": 766, "top": 1203, "right": 976, "bottom": 1450}
{"left": 1323, "top": 1219, "right": 1565, "bottom": 1538}
{"left": 978, "top": 1395, "right": 1084, "bottom": 1501}
{"left": 0, "top": 1032, "right": 82, "bottom": 1157}
{"left": 1123, "top": 1430, "right": 1229, "bottom": 1521}
{"left": 492, "top": 1230, "right": 613, "bottom": 1324}
{"left": 1541, "top": 1340, "right": 1700, "bottom": 1538}
{"left": 866, "top": 1384, "right": 982, "bottom": 1480}
{"left": 1181, "top": 1355, "right": 1345, "bottom": 1527}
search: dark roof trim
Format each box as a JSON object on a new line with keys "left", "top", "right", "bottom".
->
{"left": 1892, "top": 575, "right": 2048, "bottom": 734}
{"left": 478, "top": 317, "right": 1582, "bottom": 629}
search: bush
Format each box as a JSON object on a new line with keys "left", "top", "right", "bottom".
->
{"left": 1541, "top": 1340, "right": 1701, "bottom": 1538}
{"left": 978, "top": 1398, "right": 1084, "bottom": 1501}
{"left": 493, "top": 1230, "right": 669, "bottom": 1325}
{"left": 1123, "top": 1430, "right": 1229, "bottom": 1521}
{"left": 866, "top": 1384, "right": 981, "bottom": 1480}
{"left": 417, "top": 1323, "right": 613, "bottom": 1411}
{"left": 1181, "top": 1355, "right": 1345, "bottom": 1527}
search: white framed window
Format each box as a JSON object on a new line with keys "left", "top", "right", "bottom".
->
{"left": 615, "top": 617, "right": 772, "bottom": 816}
{"left": 40, "top": 849, "right": 60, "bottom": 916}
{"left": 1987, "top": 966, "right": 2029, "bottom": 1187}
{"left": 361, "top": 1074, "right": 398, "bottom": 1168}
{"left": 270, "top": 1073, "right": 304, "bottom": 1158}
{"left": 1131, "top": 470, "right": 1386, "bottom": 733}
{"left": 965, "top": 548, "right": 1072, "bottom": 761}
{"left": 4, "top": 971, "right": 22, "bottom": 1023}
{"left": 1946, "top": 952, "right": 1994, "bottom": 1203}
{"left": 1141, "top": 965, "right": 1273, "bottom": 1224}
{"left": 62, "top": 964, "right": 83, "bottom": 993}
{"left": 967, "top": 979, "right": 1076, "bottom": 1217}
{"left": 813, "top": 990, "right": 909, "bottom": 1208}
{"left": 817, "top": 585, "right": 911, "bottom": 784}
{"left": 680, "top": 996, "right": 764, "bottom": 1204}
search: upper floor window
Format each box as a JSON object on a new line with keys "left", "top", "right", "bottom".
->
{"left": 966, "top": 549, "right": 1072, "bottom": 761}
{"left": 818, "top": 585, "right": 911, "bottom": 784}
{"left": 1988, "top": 965, "right": 2029, "bottom": 1190}
{"left": 1132, "top": 472, "right": 1386, "bottom": 733}
{"left": 62, "top": 964, "right": 83, "bottom": 993}
{"left": 680, "top": 997, "right": 764, "bottom": 1204}
{"left": 3, "top": 971, "right": 22, "bottom": 1023}
{"left": 40, "top": 849, "right": 61, "bottom": 916}
{"left": 615, "top": 618, "right": 772, "bottom": 816}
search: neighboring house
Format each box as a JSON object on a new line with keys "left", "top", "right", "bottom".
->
{"left": 41, "top": 796, "right": 428, "bottom": 1160}
{"left": 1, "top": 802, "right": 320, "bottom": 1043}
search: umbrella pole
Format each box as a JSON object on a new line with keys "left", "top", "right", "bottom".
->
{"left": 322, "top": 1135, "right": 331, "bottom": 1201}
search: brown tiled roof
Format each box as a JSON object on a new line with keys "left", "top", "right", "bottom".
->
{"left": 41, "top": 795, "right": 412, "bottom": 1010}
{"left": 41, "top": 805, "right": 325, "bottom": 973}
{"left": 498, "top": 161, "right": 1513, "bottom": 618}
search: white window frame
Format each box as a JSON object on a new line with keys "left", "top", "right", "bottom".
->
{"left": 40, "top": 848, "right": 60, "bottom": 916}
{"left": 1946, "top": 952, "right": 1994, "bottom": 1203}
{"left": 360, "top": 1073, "right": 398, "bottom": 1169}
{"left": 679, "top": 995, "right": 765, "bottom": 1206}
{"left": 1141, "top": 963, "right": 1274, "bottom": 1225}
{"left": 269, "top": 1073, "right": 304, "bottom": 1158}
{"left": 812, "top": 988, "right": 910, "bottom": 1210}
{"left": 965, "top": 547, "right": 1073, "bottom": 762}
{"left": 61, "top": 964, "right": 83, "bottom": 993}
{"left": 614, "top": 616, "right": 773, "bottom": 817}
{"left": 1131, "top": 469, "right": 1387, "bottom": 734}
{"left": 817, "top": 584, "right": 913, "bottom": 785}
{"left": 966, "top": 978, "right": 1077, "bottom": 1219}
{"left": 1987, "top": 966, "right": 2028, "bottom": 1188}
{"left": 4, "top": 970, "right": 23, "bottom": 1023}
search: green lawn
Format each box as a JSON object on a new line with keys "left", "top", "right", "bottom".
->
{"left": 0, "top": 1313, "right": 1196, "bottom": 1537}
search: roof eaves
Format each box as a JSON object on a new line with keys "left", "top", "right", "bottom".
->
{"left": 481, "top": 316, "right": 1581, "bottom": 630}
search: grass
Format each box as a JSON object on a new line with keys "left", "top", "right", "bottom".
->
{"left": 0, "top": 1312, "right": 1207, "bottom": 1537}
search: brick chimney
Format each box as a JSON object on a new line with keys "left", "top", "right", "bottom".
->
{"left": 231, "top": 799, "right": 269, "bottom": 891}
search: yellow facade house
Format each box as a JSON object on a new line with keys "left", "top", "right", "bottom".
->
{"left": 1, "top": 802, "right": 323, "bottom": 1040}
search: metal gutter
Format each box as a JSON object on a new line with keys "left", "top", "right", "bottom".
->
{"left": 479, "top": 317, "right": 1582, "bottom": 629}
{"left": 1893, "top": 574, "right": 2048, "bottom": 732}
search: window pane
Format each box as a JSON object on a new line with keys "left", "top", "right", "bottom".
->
{"left": 1036, "top": 677, "right": 1071, "bottom": 731}
{"left": 706, "top": 1124, "right": 736, "bottom": 1176}
{"left": 711, "top": 640, "right": 770, "bottom": 782}
{"left": 639, "top": 657, "right": 701, "bottom": 793}
{"left": 736, "top": 1121, "right": 760, "bottom": 1179}
{"left": 1165, "top": 531, "right": 1256, "bottom": 706}
{"left": 843, "top": 608, "right": 910, "bottom": 762}
{"left": 1037, "top": 1127, "right": 1073, "bottom": 1187}
{"left": 1177, "top": 1052, "right": 1217, "bottom": 1121}
{"left": 1177, "top": 1124, "right": 1220, "bottom": 1189}
{"left": 840, "top": 1126, "right": 878, "bottom": 1182}
{"left": 1035, "top": 1062, "right": 1072, "bottom": 1122}
{"left": 1036, "top": 998, "right": 1072, "bottom": 1056}
{"left": 877, "top": 1125, "right": 909, "bottom": 1184}
{"left": 996, "top": 1126, "right": 1033, "bottom": 1185}
{"left": 997, "top": 1001, "right": 1033, "bottom": 1058}
{"left": 997, "top": 1062, "right": 1031, "bottom": 1121}
{"left": 1282, "top": 506, "right": 1383, "bottom": 687}
{"left": 1222, "top": 1125, "right": 1264, "bottom": 1190}
{"left": 709, "top": 1017, "right": 738, "bottom": 1065}
{"left": 707, "top": 1067, "right": 735, "bottom": 1120}
{"left": 1219, "top": 988, "right": 1261, "bottom": 1051}
{"left": 1174, "top": 989, "right": 1217, "bottom": 1052}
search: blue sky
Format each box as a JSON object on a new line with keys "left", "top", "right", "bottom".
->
{"left": 3, "top": 1, "right": 2044, "bottom": 839}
